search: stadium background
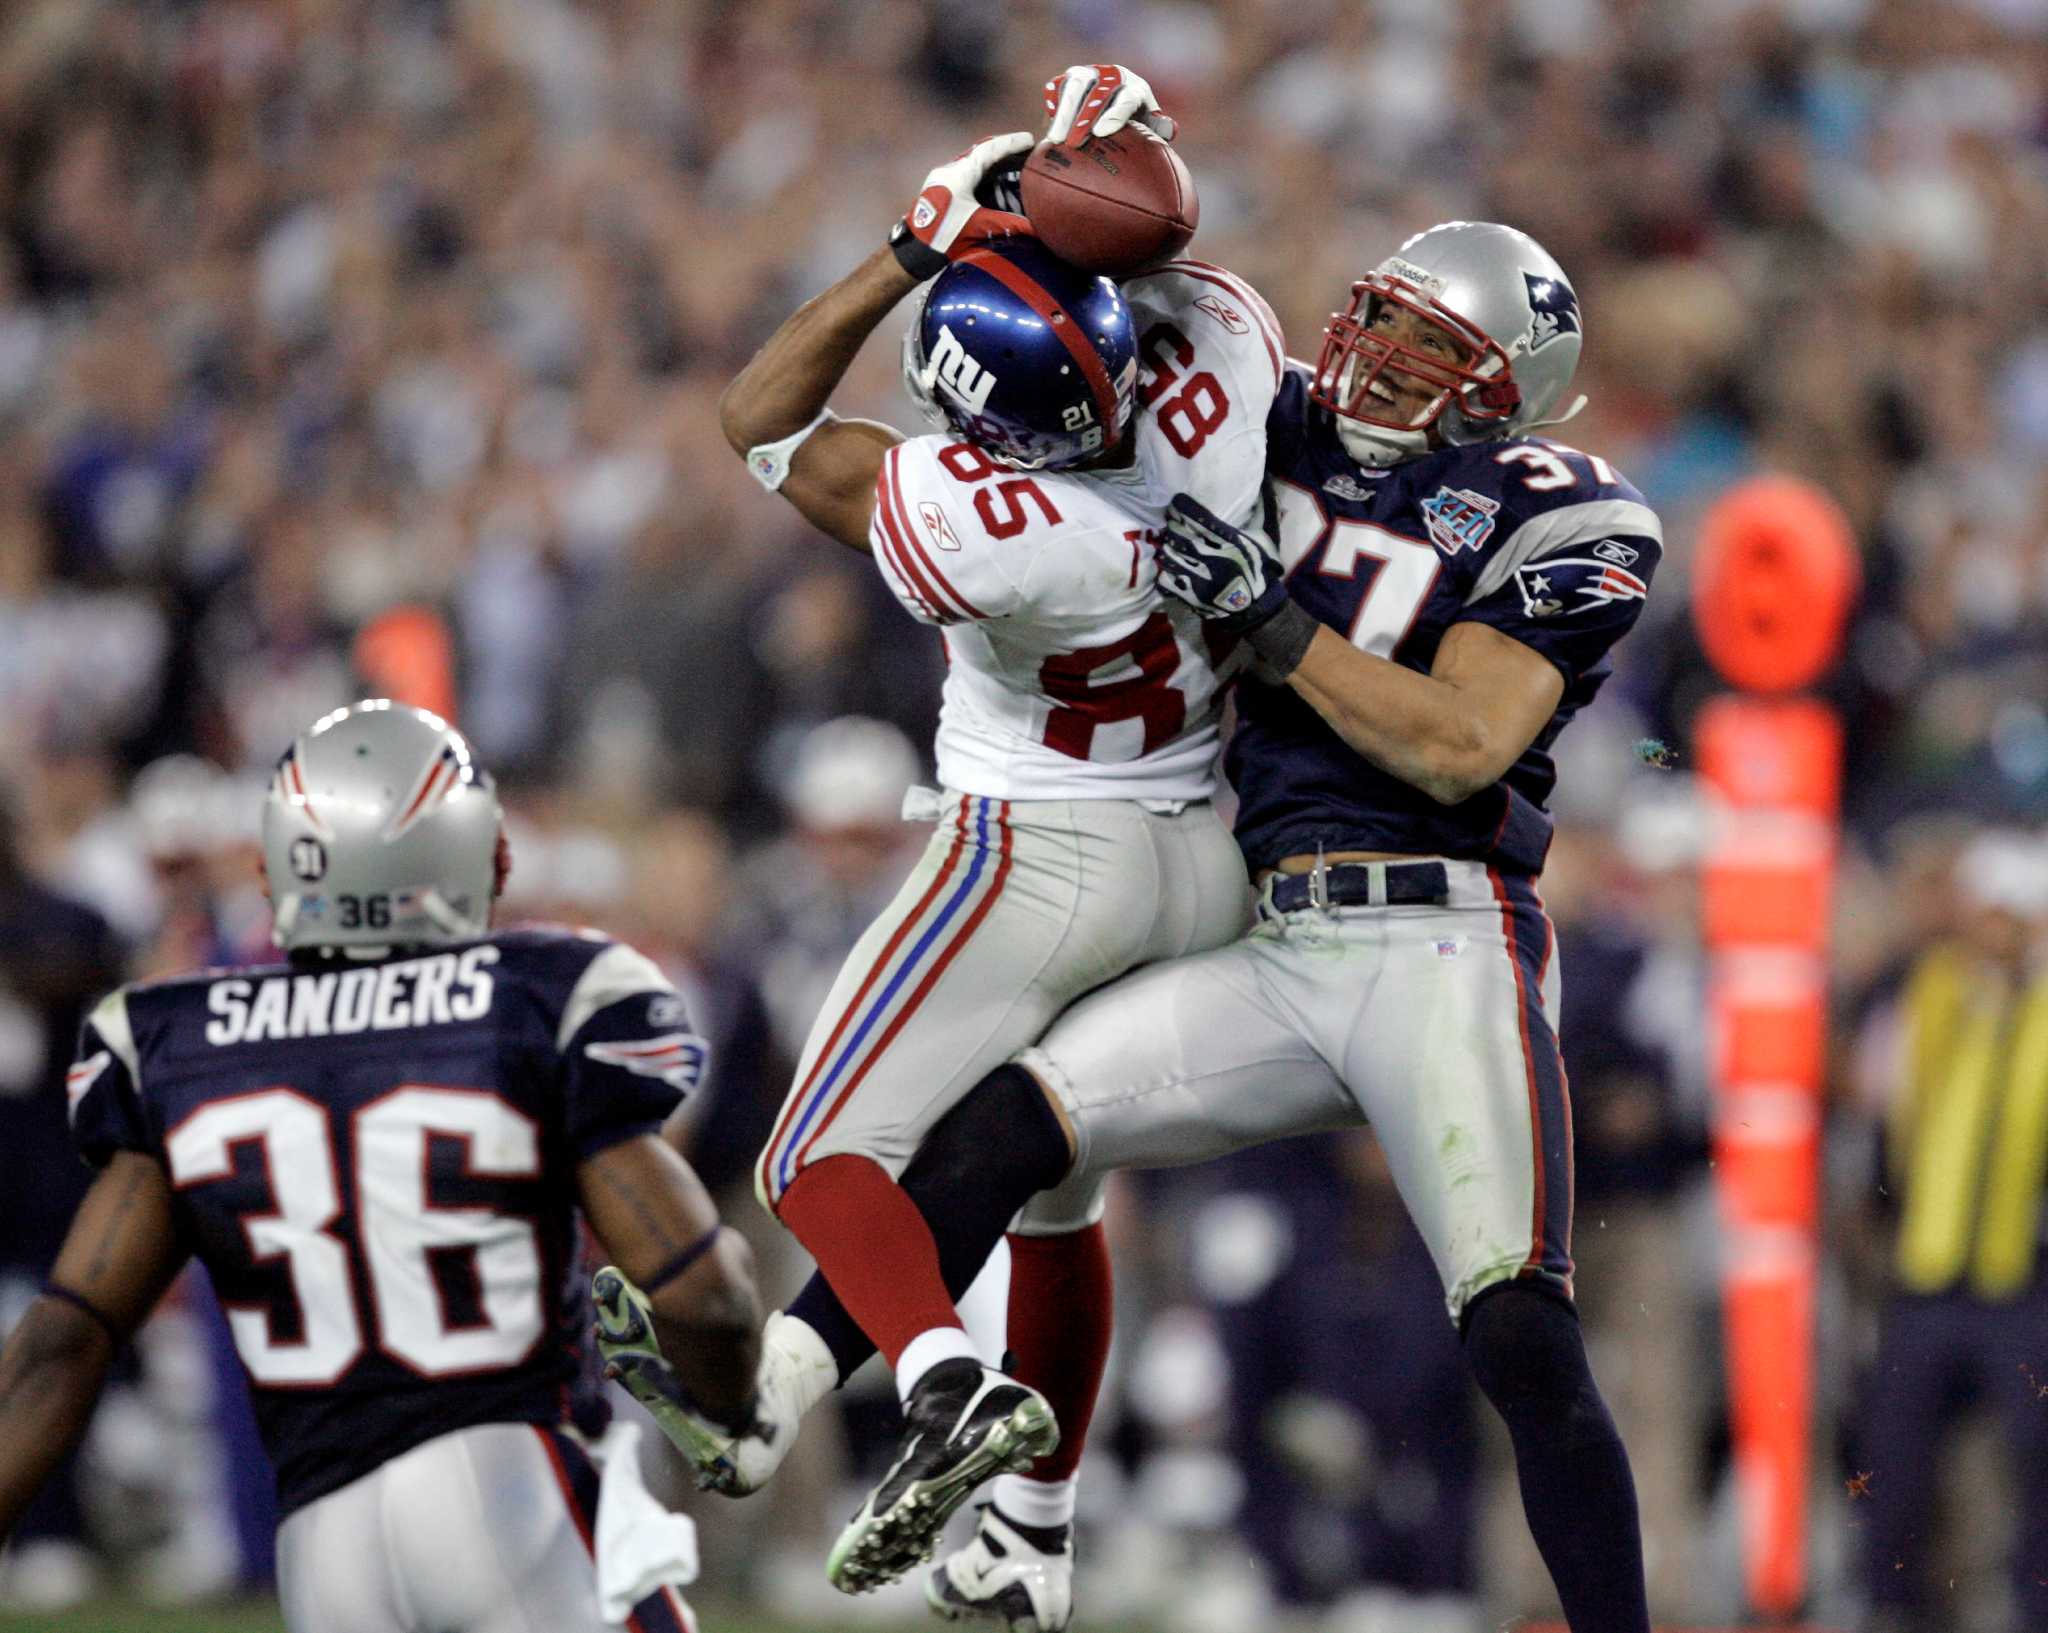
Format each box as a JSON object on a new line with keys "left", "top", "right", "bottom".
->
{"left": 2, "top": 0, "right": 2046, "bottom": 1630}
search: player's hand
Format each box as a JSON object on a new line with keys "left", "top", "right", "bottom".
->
{"left": 1044, "top": 64, "right": 1178, "bottom": 145}
{"left": 593, "top": 1265, "right": 768, "bottom": 1495}
{"left": 888, "top": 132, "right": 1037, "bottom": 282}
{"left": 1158, "top": 494, "right": 1289, "bottom": 632}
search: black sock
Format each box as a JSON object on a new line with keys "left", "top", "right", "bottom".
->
{"left": 1462, "top": 1282, "right": 1650, "bottom": 1633}
{"left": 989, "top": 1505, "right": 1072, "bottom": 1553}
{"left": 783, "top": 1064, "right": 1073, "bottom": 1383}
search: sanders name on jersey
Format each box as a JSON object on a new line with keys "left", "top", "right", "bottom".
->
{"left": 204, "top": 946, "right": 499, "bottom": 1045}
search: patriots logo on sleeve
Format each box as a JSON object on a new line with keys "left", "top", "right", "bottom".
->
{"left": 1515, "top": 555, "right": 1648, "bottom": 618}
{"left": 584, "top": 1033, "right": 709, "bottom": 1093}
{"left": 1524, "top": 273, "right": 1582, "bottom": 352}
{"left": 65, "top": 1050, "right": 112, "bottom": 1125}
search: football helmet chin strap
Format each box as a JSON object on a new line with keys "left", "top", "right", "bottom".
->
{"left": 1333, "top": 389, "right": 1590, "bottom": 470}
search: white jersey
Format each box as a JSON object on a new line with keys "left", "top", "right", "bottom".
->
{"left": 869, "top": 260, "right": 1286, "bottom": 802}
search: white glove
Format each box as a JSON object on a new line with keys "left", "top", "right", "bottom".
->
{"left": 1044, "top": 63, "right": 1178, "bottom": 145}
{"left": 888, "top": 131, "right": 1037, "bottom": 281}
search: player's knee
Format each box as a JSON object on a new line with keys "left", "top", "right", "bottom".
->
{"left": 917, "top": 1063, "right": 1073, "bottom": 1200}
{"left": 1460, "top": 1278, "right": 1609, "bottom": 1439}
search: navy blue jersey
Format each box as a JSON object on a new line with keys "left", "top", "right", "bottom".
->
{"left": 1229, "top": 366, "right": 1662, "bottom": 874}
{"left": 65, "top": 927, "right": 707, "bottom": 1517}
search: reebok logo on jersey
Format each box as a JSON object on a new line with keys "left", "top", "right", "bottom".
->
{"left": 1322, "top": 473, "right": 1383, "bottom": 502}
{"left": 584, "top": 1032, "right": 708, "bottom": 1093}
{"left": 1193, "top": 293, "right": 1248, "bottom": 335}
{"left": 1514, "top": 557, "right": 1648, "bottom": 618}
{"left": 1591, "top": 538, "right": 1640, "bottom": 567}
{"left": 204, "top": 946, "right": 499, "bottom": 1045}
{"left": 919, "top": 501, "right": 963, "bottom": 552}
{"left": 924, "top": 325, "right": 998, "bottom": 416}
{"left": 1419, "top": 486, "right": 1500, "bottom": 556}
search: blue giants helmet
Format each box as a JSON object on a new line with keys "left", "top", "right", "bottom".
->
{"left": 902, "top": 239, "right": 1137, "bottom": 470}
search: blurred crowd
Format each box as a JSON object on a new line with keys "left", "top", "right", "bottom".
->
{"left": 3, "top": 0, "right": 2048, "bottom": 1629}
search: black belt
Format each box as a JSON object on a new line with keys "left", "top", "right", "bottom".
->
{"left": 1265, "top": 860, "right": 1450, "bottom": 913}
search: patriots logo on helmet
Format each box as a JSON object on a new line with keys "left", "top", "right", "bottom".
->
{"left": 1524, "top": 273, "right": 1581, "bottom": 352}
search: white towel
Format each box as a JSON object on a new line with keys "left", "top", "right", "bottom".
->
{"left": 591, "top": 1422, "right": 700, "bottom": 1626}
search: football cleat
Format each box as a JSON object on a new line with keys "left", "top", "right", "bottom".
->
{"left": 927, "top": 1506, "right": 1074, "bottom": 1632}
{"left": 827, "top": 1360, "right": 1059, "bottom": 1595}
{"left": 593, "top": 1266, "right": 763, "bottom": 1494}
{"left": 718, "top": 1310, "right": 836, "bottom": 1494}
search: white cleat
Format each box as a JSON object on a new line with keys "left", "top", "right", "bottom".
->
{"left": 721, "top": 1310, "right": 839, "bottom": 1494}
{"left": 927, "top": 1506, "right": 1074, "bottom": 1632}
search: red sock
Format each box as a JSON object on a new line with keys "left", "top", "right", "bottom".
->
{"left": 1004, "top": 1225, "right": 1113, "bottom": 1481}
{"left": 776, "top": 1154, "right": 963, "bottom": 1368}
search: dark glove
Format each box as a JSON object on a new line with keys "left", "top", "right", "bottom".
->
{"left": 1158, "top": 494, "right": 1321, "bottom": 677}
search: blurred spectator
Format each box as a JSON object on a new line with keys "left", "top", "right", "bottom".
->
{"left": 729, "top": 715, "right": 926, "bottom": 1069}
{"left": 0, "top": 0, "right": 2045, "bottom": 1623}
{"left": 1194, "top": 1137, "right": 1482, "bottom": 1633}
{"left": 0, "top": 794, "right": 121, "bottom": 1605}
{"left": 1848, "top": 829, "right": 2048, "bottom": 1633}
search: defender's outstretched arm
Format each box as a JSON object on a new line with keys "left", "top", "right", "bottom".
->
{"left": 1285, "top": 618, "right": 1563, "bottom": 805}
{"left": 0, "top": 1153, "right": 187, "bottom": 1541}
{"left": 1158, "top": 494, "right": 1562, "bottom": 804}
{"left": 578, "top": 1134, "right": 762, "bottom": 1427}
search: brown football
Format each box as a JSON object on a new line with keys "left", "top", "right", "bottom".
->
{"left": 1019, "top": 128, "right": 1199, "bottom": 278}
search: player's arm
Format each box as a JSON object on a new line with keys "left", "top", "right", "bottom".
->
{"left": 1285, "top": 620, "right": 1562, "bottom": 804}
{"left": 717, "top": 132, "right": 1037, "bottom": 552}
{"left": 1157, "top": 495, "right": 1562, "bottom": 804}
{"left": 715, "top": 250, "right": 914, "bottom": 552}
{"left": 578, "top": 1133, "right": 761, "bottom": 1427}
{"left": 0, "top": 1153, "right": 186, "bottom": 1541}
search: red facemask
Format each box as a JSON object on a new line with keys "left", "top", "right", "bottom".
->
{"left": 1310, "top": 273, "right": 1520, "bottom": 437}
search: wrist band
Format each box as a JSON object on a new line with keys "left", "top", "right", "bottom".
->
{"left": 41, "top": 1281, "right": 122, "bottom": 1347}
{"left": 644, "top": 1226, "right": 724, "bottom": 1298}
{"left": 888, "top": 219, "right": 947, "bottom": 282}
{"left": 744, "top": 409, "right": 835, "bottom": 494}
{"left": 1244, "top": 598, "right": 1320, "bottom": 681}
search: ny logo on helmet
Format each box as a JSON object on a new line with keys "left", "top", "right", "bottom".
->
{"left": 1524, "top": 273, "right": 1581, "bottom": 352}
{"left": 924, "top": 325, "right": 998, "bottom": 415}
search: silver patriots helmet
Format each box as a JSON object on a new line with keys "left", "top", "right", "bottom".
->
{"left": 1311, "top": 221, "right": 1588, "bottom": 468}
{"left": 263, "top": 700, "right": 503, "bottom": 951}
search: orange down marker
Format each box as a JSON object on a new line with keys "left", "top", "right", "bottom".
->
{"left": 1691, "top": 478, "right": 1856, "bottom": 1620}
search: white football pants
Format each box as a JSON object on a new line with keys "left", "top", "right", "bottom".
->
{"left": 275, "top": 1423, "right": 694, "bottom": 1633}
{"left": 1017, "top": 860, "right": 1574, "bottom": 1319}
{"left": 755, "top": 790, "right": 1251, "bottom": 1209}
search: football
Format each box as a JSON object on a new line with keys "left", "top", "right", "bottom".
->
{"left": 1019, "top": 127, "right": 1199, "bottom": 278}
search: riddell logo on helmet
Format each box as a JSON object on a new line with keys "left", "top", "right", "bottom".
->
{"left": 925, "top": 325, "right": 998, "bottom": 415}
{"left": 1381, "top": 256, "right": 1447, "bottom": 296}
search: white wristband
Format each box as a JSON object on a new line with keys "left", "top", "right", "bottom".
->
{"left": 745, "top": 410, "right": 836, "bottom": 493}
